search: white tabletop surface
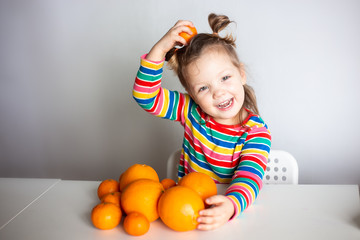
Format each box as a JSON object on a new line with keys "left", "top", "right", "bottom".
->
{"left": 0, "top": 178, "right": 60, "bottom": 230}
{"left": 0, "top": 179, "right": 359, "bottom": 240}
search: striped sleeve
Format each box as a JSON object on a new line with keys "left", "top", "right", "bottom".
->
{"left": 133, "top": 54, "right": 189, "bottom": 122}
{"left": 225, "top": 125, "right": 271, "bottom": 219}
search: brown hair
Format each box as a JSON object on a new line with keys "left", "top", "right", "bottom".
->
{"left": 167, "top": 13, "right": 259, "bottom": 115}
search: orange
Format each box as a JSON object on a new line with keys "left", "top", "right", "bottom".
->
{"left": 178, "top": 172, "right": 217, "bottom": 201}
{"left": 101, "top": 192, "right": 121, "bottom": 206}
{"left": 123, "top": 212, "right": 150, "bottom": 236}
{"left": 160, "top": 178, "right": 176, "bottom": 190}
{"left": 91, "top": 202, "right": 122, "bottom": 230}
{"left": 119, "top": 164, "right": 159, "bottom": 191}
{"left": 119, "top": 173, "right": 124, "bottom": 189}
{"left": 97, "top": 179, "right": 119, "bottom": 199}
{"left": 158, "top": 186, "right": 204, "bottom": 231}
{"left": 179, "top": 26, "right": 197, "bottom": 43}
{"left": 121, "top": 179, "right": 164, "bottom": 222}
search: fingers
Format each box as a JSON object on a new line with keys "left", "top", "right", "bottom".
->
{"left": 197, "top": 217, "right": 222, "bottom": 230}
{"left": 196, "top": 195, "right": 235, "bottom": 231}
{"left": 197, "top": 210, "right": 225, "bottom": 231}
{"left": 160, "top": 21, "right": 192, "bottom": 48}
{"left": 172, "top": 20, "right": 195, "bottom": 39}
{"left": 199, "top": 206, "right": 220, "bottom": 217}
{"left": 170, "top": 30, "right": 188, "bottom": 46}
{"left": 204, "top": 195, "right": 225, "bottom": 205}
{"left": 197, "top": 211, "right": 225, "bottom": 231}
{"left": 197, "top": 207, "right": 222, "bottom": 229}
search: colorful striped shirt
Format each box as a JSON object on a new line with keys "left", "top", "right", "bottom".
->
{"left": 133, "top": 54, "right": 272, "bottom": 219}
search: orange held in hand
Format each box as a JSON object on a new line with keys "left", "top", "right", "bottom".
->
{"left": 91, "top": 202, "right": 122, "bottom": 230}
{"left": 119, "top": 164, "right": 159, "bottom": 191}
{"left": 178, "top": 172, "right": 217, "bottom": 201}
{"left": 121, "top": 179, "right": 164, "bottom": 222}
{"left": 97, "top": 179, "right": 119, "bottom": 199}
{"left": 123, "top": 212, "right": 150, "bottom": 236}
{"left": 158, "top": 186, "right": 205, "bottom": 232}
{"left": 179, "top": 26, "right": 197, "bottom": 43}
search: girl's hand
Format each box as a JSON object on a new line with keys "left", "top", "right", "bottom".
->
{"left": 146, "top": 20, "right": 195, "bottom": 62}
{"left": 197, "top": 195, "right": 235, "bottom": 231}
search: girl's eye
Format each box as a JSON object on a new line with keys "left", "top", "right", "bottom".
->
{"left": 222, "top": 75, "right": 230, "bottom": 81}
{"left": 198, "top": 86, "right": 208, "bottom": 92}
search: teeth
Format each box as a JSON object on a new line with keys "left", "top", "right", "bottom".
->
{"left": 218, "top": 98, "right": 233, "bottom": 108}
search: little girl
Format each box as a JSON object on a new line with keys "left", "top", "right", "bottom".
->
{"left": 133, "top": 13, "right": 271, "bottom": 230}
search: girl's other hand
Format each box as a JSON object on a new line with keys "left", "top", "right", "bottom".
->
{"left": 197, "top": 195, "right": 235, "bottom": 231}
{"left": 146, "top": 20, "right": 195, "bottom": 62}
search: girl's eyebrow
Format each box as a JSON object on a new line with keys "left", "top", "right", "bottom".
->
{"left": 189, "top": 79, "right": 207, "bottom": 88}
{"left": 217, "top": 68, "right": 233, "bottom": 76}
{"left": 192, "top": 81, "right": 206, "bottom": 87}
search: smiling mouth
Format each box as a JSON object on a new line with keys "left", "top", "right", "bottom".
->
{"left": 217, "top": 98, "right": 233, "bottom": 109}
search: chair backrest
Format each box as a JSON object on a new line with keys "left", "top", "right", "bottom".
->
{"left": 167, "top": 149, "right": 299, "bottom": 184}
{"left": 264, "top": 150, "right": 299, "bottom": 184}
{"left": 166, "top": 149, "right": 182, "bottom": 182}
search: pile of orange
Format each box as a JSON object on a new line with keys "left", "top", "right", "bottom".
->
{"left": 90, "top": 163, "right": 217, "bottom": 235}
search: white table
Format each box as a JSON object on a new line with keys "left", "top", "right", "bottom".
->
{"left": 0, "top": 179, "right": 359, "bottom": 240}
{"left": 0, "top": 178, "right": 60, "bottom": 230}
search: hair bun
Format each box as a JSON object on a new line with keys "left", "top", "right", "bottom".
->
{"left": 208, "top": 13, "right": 236, "bottom": 46}
{"left": 208, "top": 13, "right": 232, "bottom": 34}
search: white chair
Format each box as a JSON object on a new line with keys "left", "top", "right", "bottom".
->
{"left": 264, "top": 150, "right": 299, "bottom": 184}
{"left": 167, "top": 149, "right": 182, "bottom": 182}
{"left": 167, "top": 149, "right": 299, "bottom": 184}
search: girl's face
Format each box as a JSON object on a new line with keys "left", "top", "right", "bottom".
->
{"left": 186, "top": 49, "right": 247, "bottom": 125}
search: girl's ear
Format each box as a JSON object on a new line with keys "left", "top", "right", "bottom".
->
{"left": 239, "top": 63, "right": 247, "bottom": 85}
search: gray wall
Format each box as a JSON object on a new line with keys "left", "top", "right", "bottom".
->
{"left": 1, "top": 0, "right": 359, "bottom": 184}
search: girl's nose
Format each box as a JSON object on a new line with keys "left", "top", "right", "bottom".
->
{"left": 213, "top": 87, "right": 226, "bottom": 99}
